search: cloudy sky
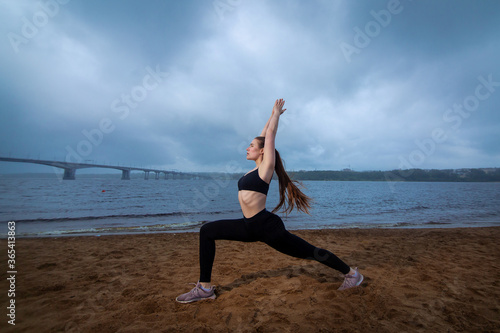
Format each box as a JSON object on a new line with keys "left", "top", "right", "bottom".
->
{"left": 1, "top": 0, "right": 499, "bottom": 174}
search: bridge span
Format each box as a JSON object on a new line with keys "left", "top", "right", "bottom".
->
{"left": 0, "top": 157, "right": 189, "bottom": 180}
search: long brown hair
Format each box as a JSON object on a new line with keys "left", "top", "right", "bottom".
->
{"left": 255, "top": 136, "right": 311, "bottom": 215}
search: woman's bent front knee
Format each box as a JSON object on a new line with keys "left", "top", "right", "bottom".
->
{"left": 200, "top": 222, "right": 214, "bottom": 239}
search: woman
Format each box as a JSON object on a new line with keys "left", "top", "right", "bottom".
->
{"left": 176, "top": 99, "right": 363, "bottom": 303}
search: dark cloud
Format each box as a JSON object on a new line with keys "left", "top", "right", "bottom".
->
{"left": 0, "top": 0, "right": 499, "bottom": 174}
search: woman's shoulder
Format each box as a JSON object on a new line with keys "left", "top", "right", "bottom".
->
{"left": 258, "top": 163, "right": 274, "bottom": 184}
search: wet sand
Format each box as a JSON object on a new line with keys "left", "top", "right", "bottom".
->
{"left": 1, "top": 227, "right": 500, "bottom": 332}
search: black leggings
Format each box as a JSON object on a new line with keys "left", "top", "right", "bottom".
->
{"left": 199, "top": 209, "right": 350, "bottom": 282}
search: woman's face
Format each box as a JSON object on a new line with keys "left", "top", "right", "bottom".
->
{"left": 246, "top": 139, "right": 263, "bottom": 161}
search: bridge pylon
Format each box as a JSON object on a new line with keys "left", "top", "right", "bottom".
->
{"left": 63, "top": 168, "right": 76, "bottom": 180}
{"left": 121, "top": 169, "right": 131, "bottom": 180}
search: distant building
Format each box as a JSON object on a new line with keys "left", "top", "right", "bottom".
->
{"left": 453, "top": 168, "right": 471, "bottom": 177}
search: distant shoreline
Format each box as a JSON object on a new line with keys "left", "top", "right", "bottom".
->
{"left": 1, "top": 167, "right": 499, "bottom": 182}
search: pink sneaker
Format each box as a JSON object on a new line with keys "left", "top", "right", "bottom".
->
{"left": 176, "top": 282, "right": 216, "bottom": 303}
{"left": 338, "top": 267, "right": 364, "bottom": 290}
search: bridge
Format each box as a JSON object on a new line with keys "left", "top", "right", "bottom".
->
{"left": 0, "top": 156, "right": 191, "bottom": 180}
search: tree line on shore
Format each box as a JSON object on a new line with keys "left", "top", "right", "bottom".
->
{"left": 4, "top": 168, "right": 498, "bottom": 182}
{"left": 286, "top": 168, "right": 500, "bottom": 182}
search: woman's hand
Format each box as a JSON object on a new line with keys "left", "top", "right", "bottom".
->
{"left": 272, "top": 98, "right": 287, "bottom": 116}
{"left": 260, "top": 98, "right": 287, "bottom": 137}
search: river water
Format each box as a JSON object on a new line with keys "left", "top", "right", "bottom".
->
{"left": 1, "top": 174, "right": 499, "bottom": 237}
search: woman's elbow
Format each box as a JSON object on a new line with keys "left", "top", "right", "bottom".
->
{"left": 265, "top": 128, "right": 277, "bottom": 139}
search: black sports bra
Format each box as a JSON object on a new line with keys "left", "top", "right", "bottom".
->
{"left": 238, "top": 168, "right": 270, "bottom": 195}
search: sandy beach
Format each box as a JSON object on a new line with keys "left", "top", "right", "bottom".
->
{"left": 1, "top": 227, "right": 500, "bottom": 332}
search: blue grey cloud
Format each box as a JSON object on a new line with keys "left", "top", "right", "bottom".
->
{"left": 0, "top": 0, "right": 499, "bottom": 174}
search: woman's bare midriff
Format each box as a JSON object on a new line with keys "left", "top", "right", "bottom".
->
{"left": 238, "top": 190, "right": 267, "bottom": 218}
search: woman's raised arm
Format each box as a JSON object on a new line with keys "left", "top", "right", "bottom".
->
{"left": 260, "top": 99, "right": 287, "bottom": 137}
{"left": 259, "top": 109, "right": 274, "bottom": 137}
{"left": 259, "top": 99, "right": 286, "bottom": 181}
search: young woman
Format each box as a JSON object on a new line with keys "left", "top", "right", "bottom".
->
{"left": 176, "top": 99, "right": 363, "bottom": 303}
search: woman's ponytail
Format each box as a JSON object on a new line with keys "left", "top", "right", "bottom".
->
{"left": 254, "top": 136, "right": 311, "bottom": 214}
{"left": 273, "top": 149, "right": 311, "bottom": 215}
